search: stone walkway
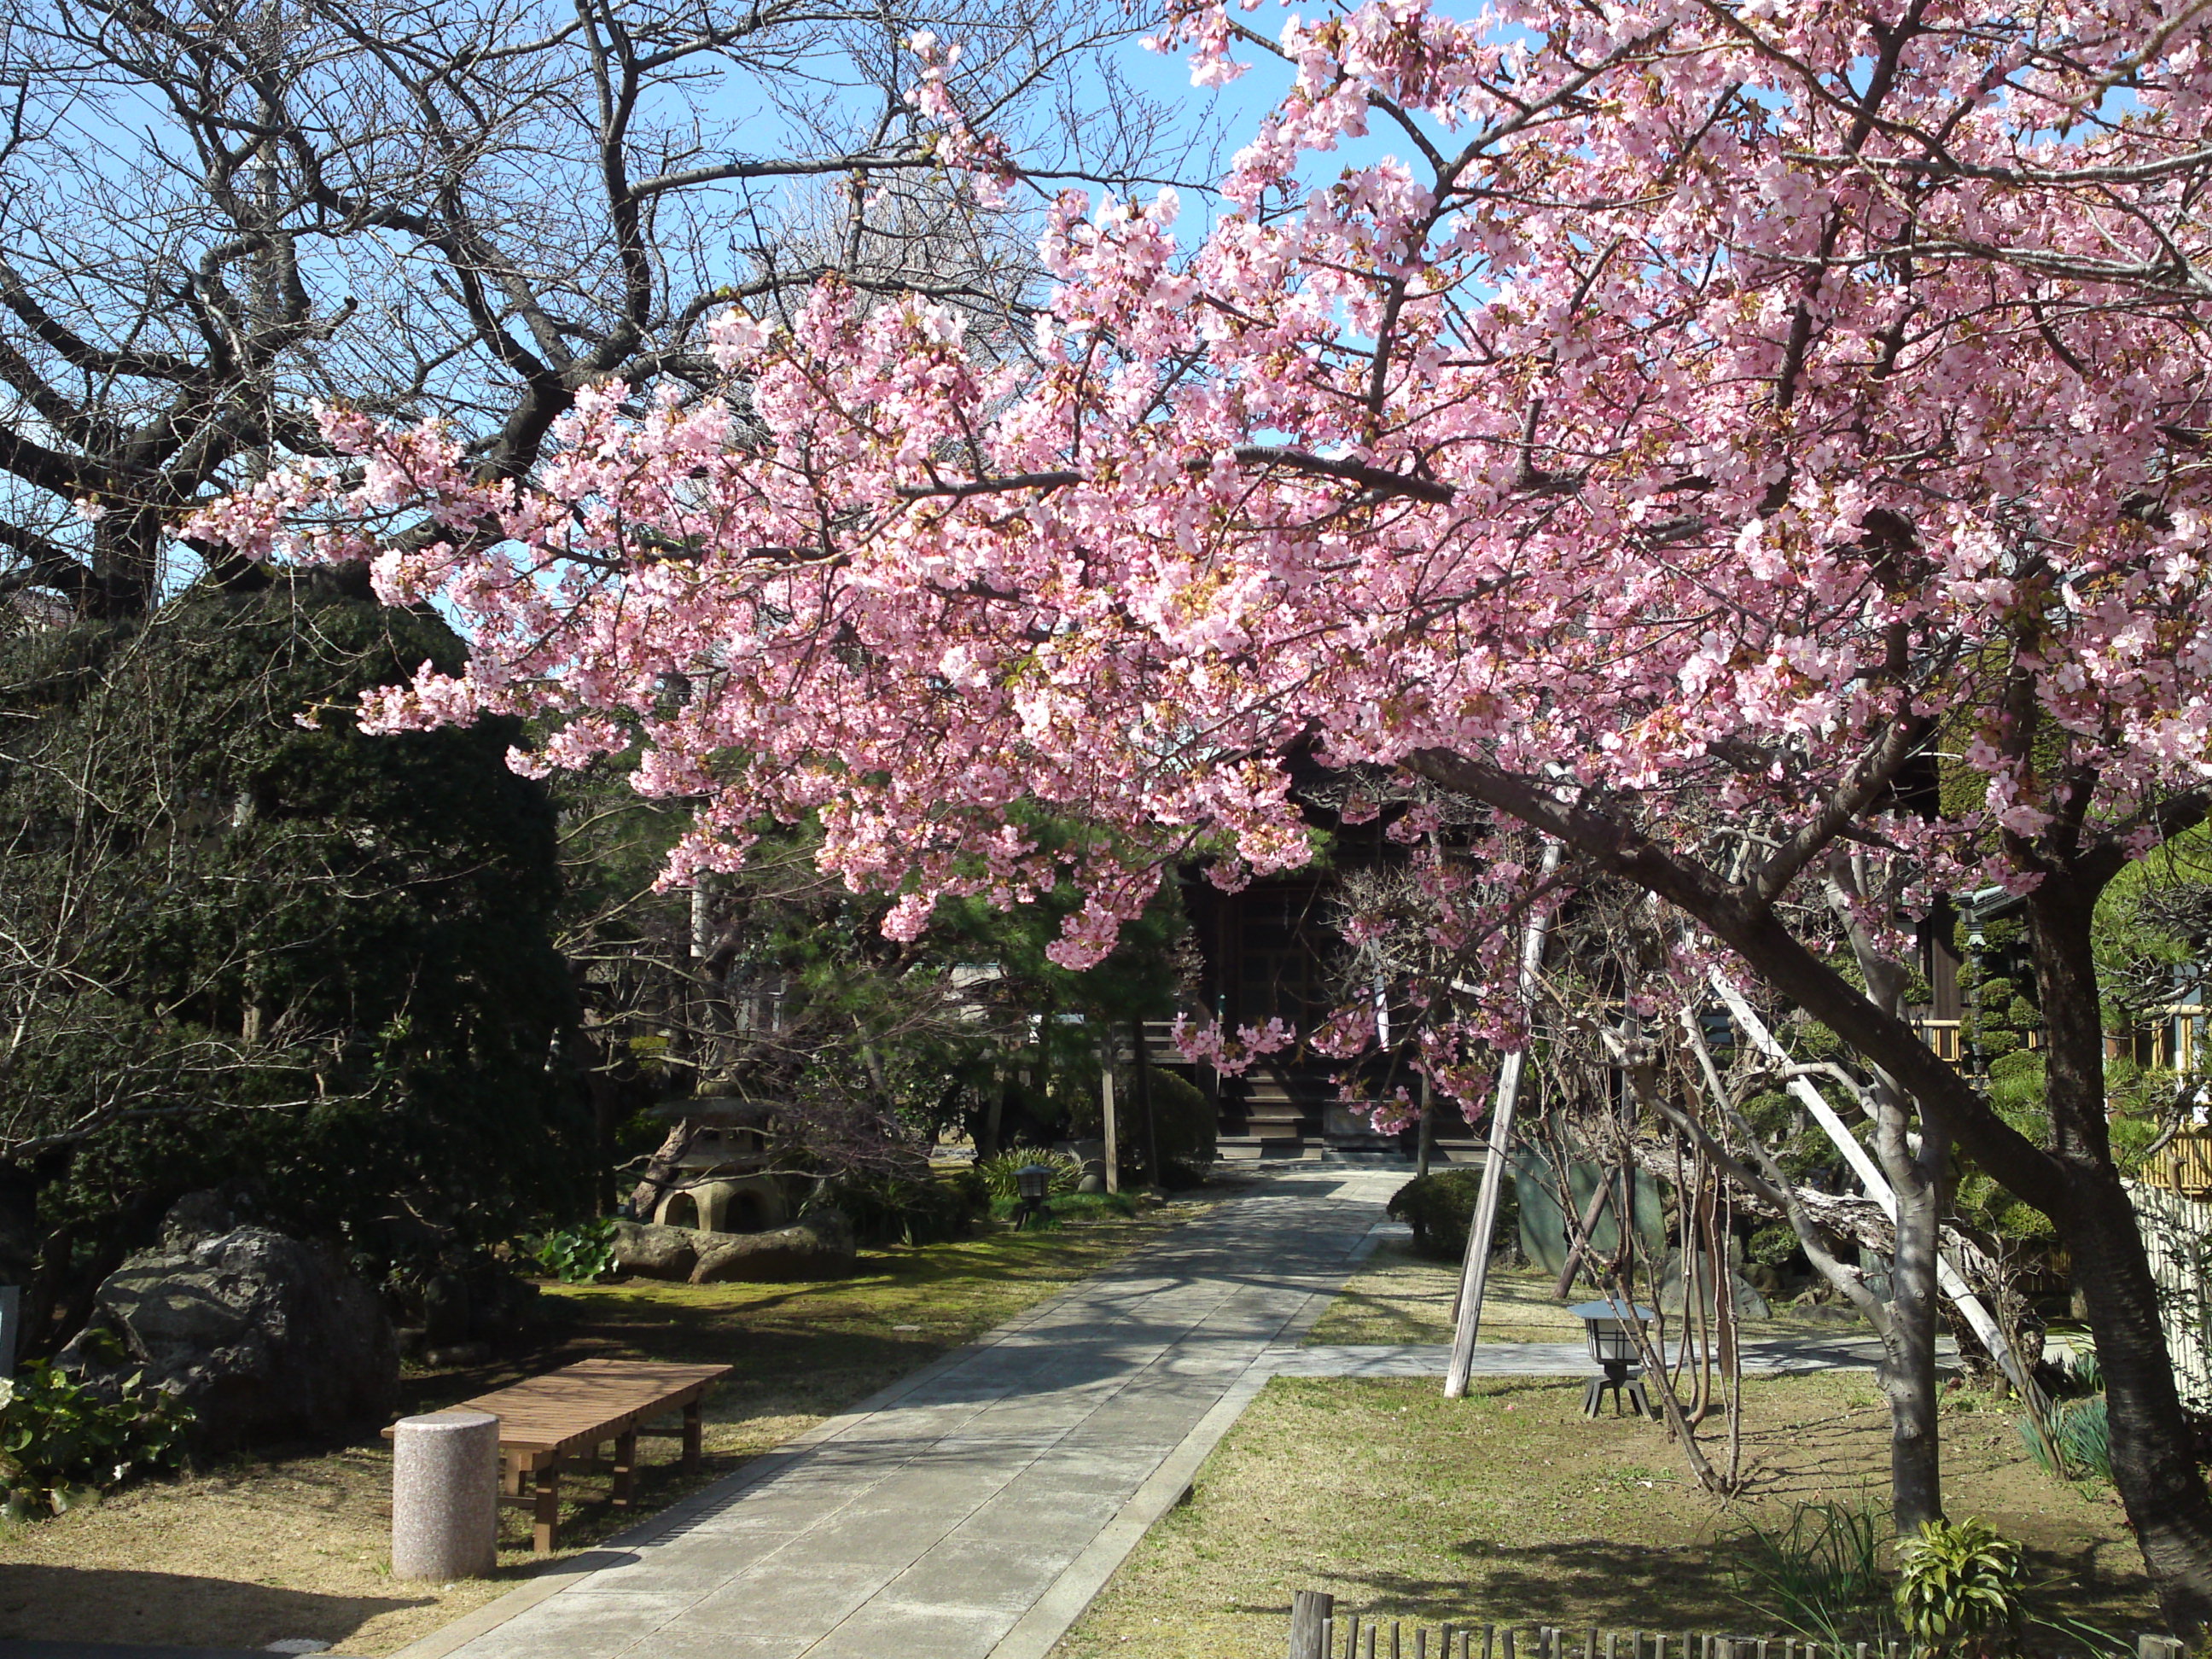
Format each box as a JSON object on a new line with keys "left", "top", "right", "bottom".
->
{"left": 403, "top": 1169, "right": 1401, "bottom": 1659}
{"left": 398, "top": 1168, "right": 1908, "bottom": 1659}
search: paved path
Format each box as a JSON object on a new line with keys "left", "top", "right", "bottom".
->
{"left": 408, "top": 1169, "right": 1400, "bottom": 1659}
{"left": 401, "top": 1169, "right": 1910, "bottom": 1659}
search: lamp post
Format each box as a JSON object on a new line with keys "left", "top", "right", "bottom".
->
{"left": 1569, "top": 1297, "right": 1655, "bottom": 1419}
{"left": 1014, "top": 1163, "right": 1052, "bottom": 1229}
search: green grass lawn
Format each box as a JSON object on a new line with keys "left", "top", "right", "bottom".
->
{"left": 1057, "top": 1372, "right": 2153, "bottom": 1659}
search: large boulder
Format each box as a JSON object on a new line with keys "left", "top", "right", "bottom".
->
{"left": 609, "top": 1219, "right": 701, "bottom": 1281}
{"left": 56, "top": 1198, "right": 397, "bottom": 1451}
{"left": 611, "top": 1210, "right": 855, "bottom": 1284}
{"left": 690, "top": 1212, "right": 853, "bottom": 1284}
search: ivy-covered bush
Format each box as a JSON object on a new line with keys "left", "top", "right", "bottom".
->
{"left": 0, "top": 1353, "right": 191, "bottom": 1518}
{"left": 1388, "top": 1169, "right": 1518, "bottom": 1264}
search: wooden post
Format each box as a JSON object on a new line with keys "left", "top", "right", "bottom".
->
{"left": 1102, "top": 1055, "right": 1121, "bottom": 1195}
{"left": 2138, "top": 1640, "right": 2186, "bottom": 1659}
{"left": 1417, "top": 1074, "right": 1435, "bottom": 1177}
{"left": 1132, "top": 1016, "right": 1161, "bottom": 1187}
{"left": 1446, "top": 841, "right": 1563, "bottom": 1397}
{"left": 1289, "top": 1591, "right": 1336, "bottom": 1659}
{"left": 681, "top": 1397, "right": 704, "bottom": 1470}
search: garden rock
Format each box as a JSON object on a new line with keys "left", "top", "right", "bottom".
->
{"left": 57, "top": 1201, "right": 397, "bottom": 1451}
{"left": 690, "top": 1212, "right": 853, "bottom": 1284}
{"left": 1656, "top": 1241, "right": 1771, "bottom": 1321}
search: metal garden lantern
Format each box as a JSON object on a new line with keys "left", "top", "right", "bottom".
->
{"left": 1569, "top": 1297, "right": 1656, "bottom": 1419}
{"left": 1014, "top": 1162, "right": 1052, "bottom": 1228}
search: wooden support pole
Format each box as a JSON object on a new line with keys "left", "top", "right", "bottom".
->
{"left": 1102, "top": 1059, "right": 1121, "bottom": 1195}
{"left": 1706, "top": 975, "right": 2052, "bottom": 1417}
{"left": 1417, "top": 1073, "right": 1435, "bottom": 1178}
{"left": 1446, "top": 842, "right": 1563, "bottom": 1398}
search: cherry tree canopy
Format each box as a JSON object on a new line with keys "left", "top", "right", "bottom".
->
{"left": 197, "top": 0, "right": 2212, "bottom": 992}
{"left": 195, "top": 0, "right": 2212, "bottom": 1621}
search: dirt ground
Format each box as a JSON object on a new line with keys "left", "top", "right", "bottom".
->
{"left": 1056, "top": 1371, "right": 2155, "bottom": 1659}
{"left": 0, "top": 1197, "right": 1210, "bottom": 1656}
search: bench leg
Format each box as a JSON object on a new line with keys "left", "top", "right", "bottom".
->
{"left": 532, "top": 1455, "right": 562, "bottom": 1554}
{"left": 501, "top": 1450, "right": 524, "bottom": 1499}
{"left": 682, "top": 1400, "right": 702, "bottom": 1472}
{"left": 613, "top": 1432, "right": 637, "bottom": 1510}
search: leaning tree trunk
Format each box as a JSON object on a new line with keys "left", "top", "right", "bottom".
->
{"left": 2034, "top": 876, "right": 2212, "bottom": 1637}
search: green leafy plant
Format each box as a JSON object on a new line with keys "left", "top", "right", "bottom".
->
{"left": 1895, "top": 1517, "right": 2024, "bottom": 1657}
{"left": 2016, "top": 1395, "right": 2112, "bottom": 1483}
{"left": 1726, "top": 1499, "right": 1889, "bottom": 1649}
{"left": 975, "top": 1150, "right": 1082, "bottom": 1200}
{"left": 0, "top": 1353, "right": 192, "bottom": 1519}
{"left": 527, "top": 1217, "right": 619, "bottom": 1283}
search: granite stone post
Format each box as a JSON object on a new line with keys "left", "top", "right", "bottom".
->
{"left": 392, "top": 1409, "right": 500, "bottom": 1580}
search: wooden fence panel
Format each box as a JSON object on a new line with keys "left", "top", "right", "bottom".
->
{"left": 2126, "top": 1179, "right": 2212, "bottom": 1413}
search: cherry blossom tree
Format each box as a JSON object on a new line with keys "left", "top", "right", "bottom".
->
{"left": 195, "top": 0, "right": 2212, "bottom": 1628}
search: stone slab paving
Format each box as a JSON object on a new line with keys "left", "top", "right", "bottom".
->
{"left": 404, "top": 1169, "right": 1404, "bottom": 1659}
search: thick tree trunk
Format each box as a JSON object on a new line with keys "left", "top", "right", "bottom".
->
{"left": 2031, "top": 873, "right": 2212, "bottom": 1637}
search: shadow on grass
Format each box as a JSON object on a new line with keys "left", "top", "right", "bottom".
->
{"left": 1215, "top": 1534, "right": 2146, "bottom": 1650}
{"left": 0, "top": 1564, "right": 432, "bottom": 1650}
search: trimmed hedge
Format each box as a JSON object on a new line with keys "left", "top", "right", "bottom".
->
{"left": 1144, "top": 1068, "right": 1217, "bottom": 1188}
{"left": 1388, "top": 1168, "right": 1519, "bottom": 1263}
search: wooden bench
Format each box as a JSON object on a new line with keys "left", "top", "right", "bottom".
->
{"left": 405, "top": 1358, "right": 733, "bottom": 1553}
